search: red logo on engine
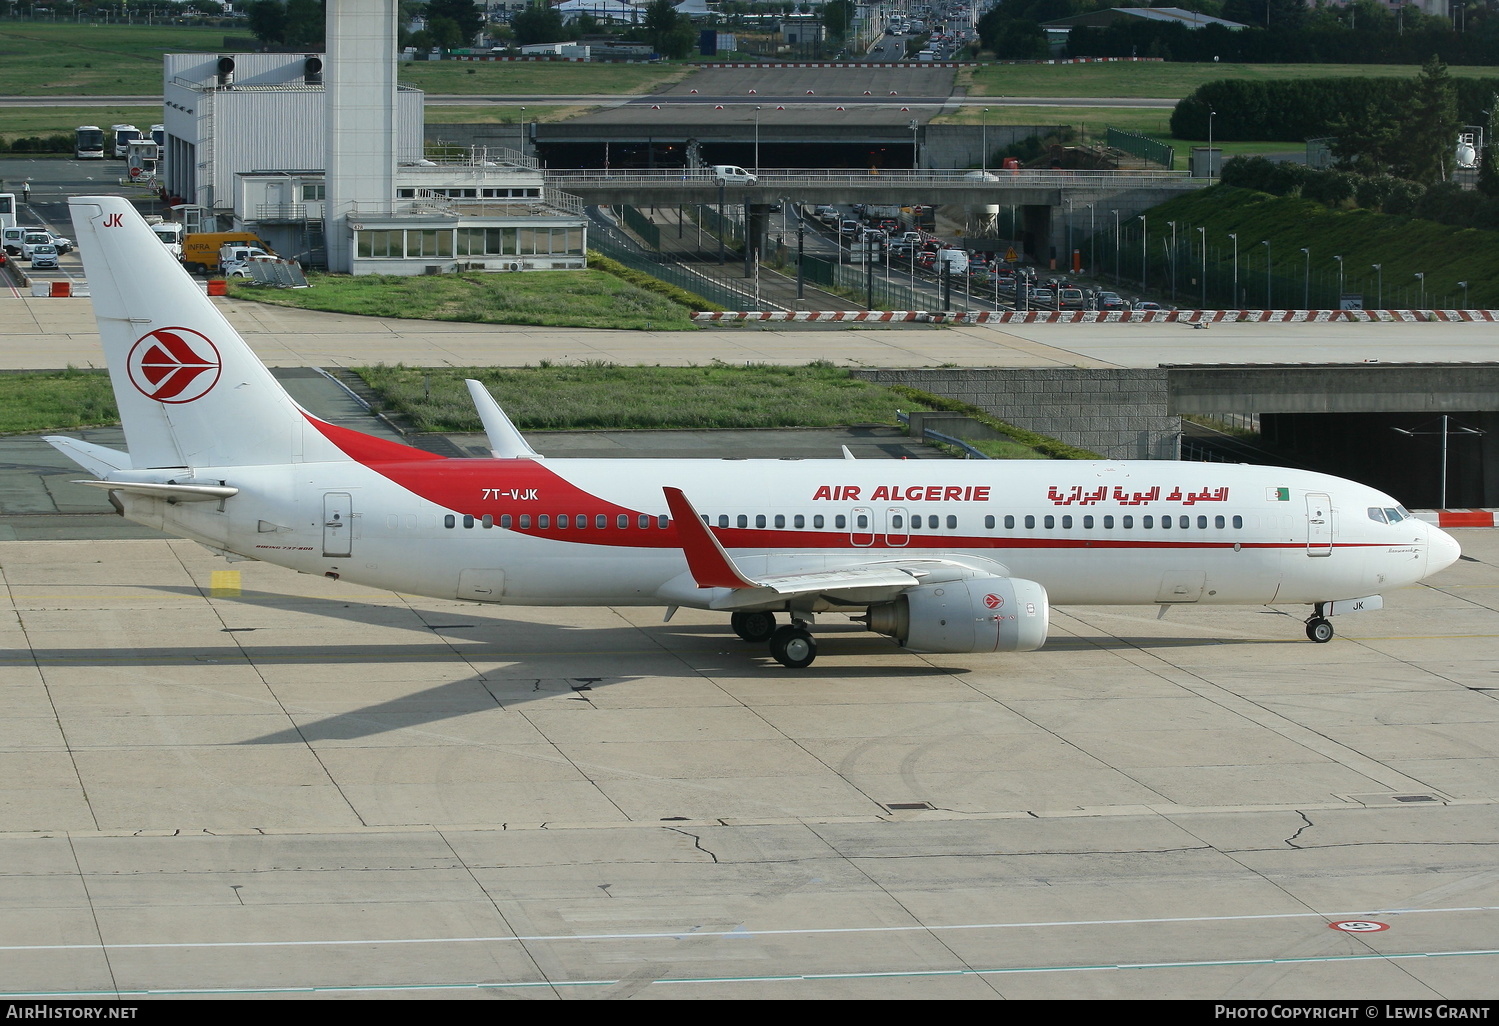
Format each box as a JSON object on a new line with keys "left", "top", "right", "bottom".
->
{"left": 127, "top": 327, "right": 222, "bottom": 403}
{"left": 984, "top": 593, "right": 1003, "bottom": 609}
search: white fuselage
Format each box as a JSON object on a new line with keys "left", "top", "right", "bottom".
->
{"left": 119, "top": 454, "right": 1449, "bottom": 612}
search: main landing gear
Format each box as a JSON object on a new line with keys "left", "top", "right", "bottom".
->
{"left": 1305, "top": 603, "right": 1334, "bottom": 643}
{"left": 731, "top": 611, "right": 818, "bottom": 668}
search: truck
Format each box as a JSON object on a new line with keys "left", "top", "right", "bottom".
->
{"left": 861, "top": 204, "right": 902, "bottom": 224}
{"left": 150, "top": 220, "right": 184, "bottom": 259}
{"left": 180, "top": 231, "right": 274, "bottom": 274}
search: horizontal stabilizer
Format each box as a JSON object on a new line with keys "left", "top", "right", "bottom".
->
{"left": 72, "top": 480, "right": 239, "bottom": 503}
{"left": 45, "top": 436, "right": 132, "bottom": 476}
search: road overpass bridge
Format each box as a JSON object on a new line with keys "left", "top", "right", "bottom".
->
{"left": 546, "top": 169, "right": 1205, "bottom": 259}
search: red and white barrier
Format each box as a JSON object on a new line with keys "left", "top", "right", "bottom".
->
{"left": 1415, "top": 510, "right": 1499, "bottom": 528}
{"left": 692, "top": 309, "right": 1499, "bottom": 324}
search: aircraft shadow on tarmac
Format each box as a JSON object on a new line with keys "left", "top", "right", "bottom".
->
{"left": 10, "top": 585, "right": 1302, "bottom": 745}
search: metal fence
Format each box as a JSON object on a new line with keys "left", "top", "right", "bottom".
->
{"left": 621, "top": 205, "right": 661, "bottom": 250}
{"left": 1088, "top": 222, "right": 1470, "bottom": 309}
{"left": 1107, "top": 129, "right": 1175, "bottom": 171}
{"left": 588, "top": 225, "right": 750, "bottom": 311}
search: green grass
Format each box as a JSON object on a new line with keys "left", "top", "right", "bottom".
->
{"left": 227, "top": 270, "right": 699, "bottom": 331}
{"left": 354, "top": 362, "right": 925, "bottom": 433}
{"left": 0, "top": 22, "right": 229, "bottom": 95}
{"left": 0, "top": 105, "right": 162, "bottom": 147}
{"left": 1133, "top": 185, "right": 1499, "bottom": 308}
{"left": 0, "top": 368, "right": 117, "bottom": 435}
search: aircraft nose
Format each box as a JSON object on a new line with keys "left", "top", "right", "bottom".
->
{"left": 1426, "top": 524, "right": 1462, "bottom": 577}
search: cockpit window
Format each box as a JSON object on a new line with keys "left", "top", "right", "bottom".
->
{"left": 1368, "top": 507, "right": 1388, "bottom": 524}
{"left": 1385, "top": 507, "right": 1405, "bottom": 523}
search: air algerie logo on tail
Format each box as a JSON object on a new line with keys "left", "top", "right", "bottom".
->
{"left": 127, "top": 327, "right": 222, "bottom": 404}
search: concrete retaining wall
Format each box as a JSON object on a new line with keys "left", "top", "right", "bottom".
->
{"left": 853, "top": 366, "right": 1179, "bottom": 460}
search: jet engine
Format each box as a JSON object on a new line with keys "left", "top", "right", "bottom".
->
{"left": 863, "top": 576, "right": 1050, "bottom": 653}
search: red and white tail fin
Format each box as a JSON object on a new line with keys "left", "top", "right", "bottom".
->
{"left": 68, "top": 196, "right": 345, "bottom": 470}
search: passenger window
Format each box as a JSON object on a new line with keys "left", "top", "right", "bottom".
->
{"left": 773, "top": 514, "right": 784, "bottom": 528}
{"left": 1004, "top": 515, "right": 1015, "bottom": 529}
{"left": 737, "top": 514, "right": 748, "bottom": 528}
{"left": 1180, "top": 516, "right": 1190, "bottom": 528}
{"left": 984, "top": 515, "right": 995, "bottom": 529}
{"left": 501, "top": 514, "right": 512, "bottom": 529}
{"left": 1215, "top": 515, "right": 1225, "bottom": 528}
{"left": 1197, "top": 516, "right": 1207, "bottom": 529}
{"left": 482, "top": 514, "right": 494, "bottom": 528}
{"left": 718, "top": 514, "right": 729, "bottom": 528}
{"left": 1122, "top": 516, "right": 1133, "bottom": 529}
{"left": 639, "top": 514, "right": 650, "bottom": 529}
{"left": 814, "top": 515, "right": 824, "bottom": 529}
{"left": 1024, "top": 515, "right": 1035, "bottom": 529}
{"left": 892, "top": 514, "right": 904, "bottom": 528}
{"left": 1161, "top": 516, "right": 1171, "bottom": 529}
{"left": 463, "top": 514, "right": 475, "bottom": 528}
{"left": 835, "top": 515, "right": 846, "bottom": 529}
{"left": 1103, "top": 515, "right": 1114, "bottom": 529}
{"left": 576, "top": 514, "right": 586, "bottom": 529}
{"left": 658, "top": 515, "right": 668, "bottom": 528}
{"left": 444, "top": 514, "right": 455, "bottom": 528}
{"left": 1061, "top": 515, "right": 1072, "bottom": 529}
{"left": 1233, "top": 515, "right": 1243, "bottom": 528}
{"left": 537, "top": 515, "right": 549, "bottom": 529}
{"left": 755, "top": 514, "right": 766, "bottom": 528}
{"left": 1044, "top": 515, "right": 1055, "bottom": 529}
{"left": 617, "top": 514, "right": 628, "bottom": 529}
{"left": 946, "top": 515, "right": 956, "bottom": 529}
{"left": 596, "top": 514, "right": 607, "bottom": 529}
{"left": 1143, "top": 516, "right": 1154, "bottom": 528}
{"left": 1083, "top": 515, "right": 1093, "bottom": 529}
{"left": 794, "top": 514, "right": 805, "bottom": 528}
{"left": 555, "top": 514, "right": 567, "bottom": 529}
{"left": 519, "top": 515, "right": 530, "bottom": 529}
{"left": 856, "top": 513, "right": 869, "bottom": 528}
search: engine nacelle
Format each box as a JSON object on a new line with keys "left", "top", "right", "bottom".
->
{"left": 864, "top": 576, "right": 1049, "bottom": 654}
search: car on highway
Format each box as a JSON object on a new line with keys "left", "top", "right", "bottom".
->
{"left": 1132, "top": 301, "right": 1167, "bottom": 311}
{"left": 711, "top": 164, "right": 757, "bottom": 187}
{"left": 814, "top": 205, "right": 840, "bottom": 225}
{"left": 1093, "top": 290, "right": 1127, "bottom": 310}
{"left": 1030, "top": 287, "right": 1056, "bottom": 307}
{"left": 839, "top": 219, "right": 860, "bottom": 235}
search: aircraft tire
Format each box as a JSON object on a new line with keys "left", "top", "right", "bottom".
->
{"left": 732, "top": 610, "right": 777, "bottom": 643}
{"left": 769, "top": 625, "right": 816, "bottom": 668}
{"left": 1306, "top": 617, "right": 1334, "bottom": 643}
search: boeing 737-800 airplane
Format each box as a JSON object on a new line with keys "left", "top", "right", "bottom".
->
{"left": 48, "top": 197, "right": 1461, "bottom": 667}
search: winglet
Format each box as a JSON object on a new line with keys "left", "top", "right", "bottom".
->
{"left": 466, "top": 380, "right": 542, "bottom": 459}
{"left": 663, "top": 487, "right": 761, "bottom": 590}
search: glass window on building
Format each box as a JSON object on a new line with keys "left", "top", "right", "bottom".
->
{"left": 301, "top": 183, "right": 325, "bottom": 201}
{"left": 406, "top": 229, "right": 454, "bottom": 258}
{"left": 357, "top": 229, "right": 403, "bottom": 258}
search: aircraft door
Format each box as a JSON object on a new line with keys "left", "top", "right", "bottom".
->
{"left": 851, "top": 506, "right": 874, "bottom": 547}
{"left": 323, "top": 492, "right": 354, "bottom": 558}
{"left": 1305, "top": 492, "right": 1332, "bottom": 557}
{"left": 885, "top": 506, "right": 909, "bottom": 547}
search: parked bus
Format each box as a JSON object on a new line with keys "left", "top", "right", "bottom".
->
{"left": 150, "top": 124, "right": 165, "bottom": 147}
{"left": 75, "top": 125, "right": 106, "bottom": 160}
{"left": 0, "top": 193, "right": 15, "bottom": 232}
{"left": 110, "top": 124, "right": 142, "bottom": 159}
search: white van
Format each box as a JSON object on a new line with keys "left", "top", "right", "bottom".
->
{"left": 712, "top": 165, "right": 757, "bottom": 187}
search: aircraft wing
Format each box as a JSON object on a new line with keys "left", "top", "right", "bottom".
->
{"left": 662, "top": 486, "right": 926, "bottom": 609}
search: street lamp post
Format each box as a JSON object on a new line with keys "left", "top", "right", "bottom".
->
{"left": 1207, "top": 107, "right": 1216, "bottom": 181}
{"left": 909, "top": 118, "right": 918, "bottom": 170}
{"left": 1166, "top": 220, "right": 1177, "bottom": 302}
{"left": 1261, "top": 240, "right": 1272, "bottom": 308}
{"left": 1459, "top": 280, "right": 1470, "bottom": 308}
{"left": 1140, "top": 214, "right": 1147, "bottom": 291}
{"left": 1333, "top": 254, "right": 1343, "bottom": 307}
{"left": 1111, "top": 209, "right": 1120, "bottom": 284}
{"left": 1228, "top": 232, "right": 1238, "bottom": 307}
{"left": 1197, "top": 226, "right": 1206, "bottom": 308}
{"left": 981, "top": 107, "right": 988, "bottom": 174}
{"left": 1300, "top": 247, "right": 1310, "bottom": 308}
{"left": 1415, "top": 271, "right": 1426, "bottom": 308}
{"left": 1372, "top": 263, "right": 1383, "bottom": 308}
